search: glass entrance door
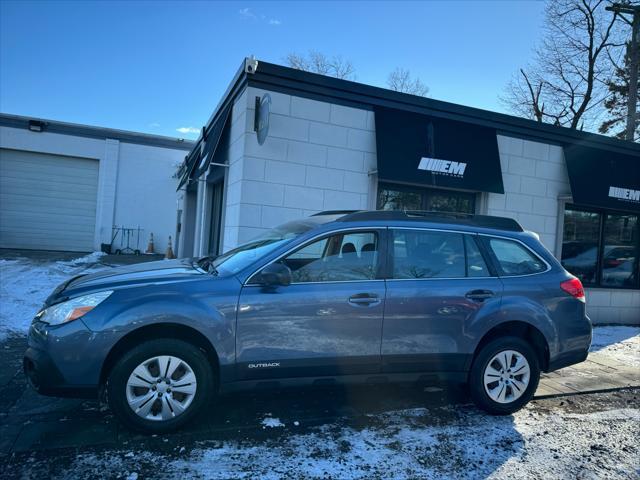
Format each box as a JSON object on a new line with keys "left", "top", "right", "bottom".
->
{"left": 207, "top": 181, "right": 224, "bottom": 255}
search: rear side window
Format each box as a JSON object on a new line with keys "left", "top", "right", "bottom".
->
{"left": 392, "top": 230, "right": 465, "bottom": 279}
{"left": 486, "top": 237, "right": 547, "bottom": 276}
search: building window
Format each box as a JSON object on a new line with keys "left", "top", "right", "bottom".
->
{"left": 561, "top": 206, "right": 639, "bottom": 289}
{"left": 377, "top": 183, "right": 475, "bottom": 214}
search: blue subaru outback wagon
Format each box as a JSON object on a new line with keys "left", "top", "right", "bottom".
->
{"left": 24, "top": 211, "right": 592, "bottom": 433}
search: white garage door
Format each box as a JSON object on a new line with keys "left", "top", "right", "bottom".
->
{"left": 0, "top": 149, "right": 99, "bottom": 252}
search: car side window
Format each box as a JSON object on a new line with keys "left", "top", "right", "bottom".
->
{"left": 465, "top": 235, "right": 490, "bottom": 277}
{"left": 392, "top": 229, "right": 465, "bottom": 279}
{"left": 281, "top": 232, "right": 379, "bottom": 283}
{"left": 487, "top": 237, "right": 546, "bottom": 276}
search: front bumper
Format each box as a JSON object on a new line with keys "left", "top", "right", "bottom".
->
{"left": 23, "top": 346, "right": 96, "bottom": 398}
{"left": 23, "top": 320, "right": 103, "bottom": 398}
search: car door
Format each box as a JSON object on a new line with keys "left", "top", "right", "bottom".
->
{"left": 236, "top": 229, "right": 387, "bottom": 380}
{"left": 381, "top": 228, "right": 503, "bottom": 373}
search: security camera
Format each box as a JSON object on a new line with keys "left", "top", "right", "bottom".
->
{"left": 245, "top": 57, "right": 258, "bottom": 74}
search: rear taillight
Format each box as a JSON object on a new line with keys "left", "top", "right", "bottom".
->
{"left": 560, "top": 277, "right": 585, "bottom": 302}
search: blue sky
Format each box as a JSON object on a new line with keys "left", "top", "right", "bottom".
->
{"left": 0, "top": 1, "right": 545, "bottom": 139}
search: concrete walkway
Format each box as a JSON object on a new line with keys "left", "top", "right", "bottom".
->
{"left": 537, "top": 352, "right": 639, "bottom": 397}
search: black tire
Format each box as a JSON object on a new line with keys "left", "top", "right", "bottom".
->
{"left": 469, "top": 336, "right": 540, "bottom": 415}
{"left": 107, "top": 339, "right": 214, "bottom": 434}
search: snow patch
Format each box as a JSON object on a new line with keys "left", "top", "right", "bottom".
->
{"left": 0, "top": 253, "right": 108, "bottom": 340}
{"left": 591, "top": 326, "right": 640, "bottom": 366}
{"left": 261, "top": 417, "right": 285, "bottom": 428}
{"left": 162, "top": 406, "right": 639, "bottom": 479}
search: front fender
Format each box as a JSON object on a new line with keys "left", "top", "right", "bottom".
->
{"left": 80, "top": 277, "right": 240, "bottom": 383}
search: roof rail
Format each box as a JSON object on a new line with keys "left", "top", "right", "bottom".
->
{"left": 335, "top": 210, "right": 524, "bottom": 232}
{"left": 311, "top": 210, "right": 360, "bottom": 217}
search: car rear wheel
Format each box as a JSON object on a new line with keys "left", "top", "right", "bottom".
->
{"left": 469, "top": 336, "right": 540, "bottom": 415}
{"left": 107, "top": 339, "right": 214, "bottom": 433}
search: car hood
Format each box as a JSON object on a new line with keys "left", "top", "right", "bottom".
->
{"left": 49, "top": 258, "right": 206, "bottom": 302}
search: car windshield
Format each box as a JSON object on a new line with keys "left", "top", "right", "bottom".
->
{"left": 203, "top": 217, "right": 333, "bottom": 275}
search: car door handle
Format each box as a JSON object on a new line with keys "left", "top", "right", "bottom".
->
{"left": 465, "top": 289, "right": 495, "bottom": 301}
{"left": 348, "top": 293, "right": 380, "bottom": 306}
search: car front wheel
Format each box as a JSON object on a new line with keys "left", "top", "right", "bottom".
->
{"left": 469, "top": 336, "right": 540, "bottom": 415}
{"left": 107, "top": 339, "right": 214, "bottom": 433}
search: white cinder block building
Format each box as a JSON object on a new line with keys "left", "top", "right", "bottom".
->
{"left": 176, "top": 58, "right": 639, "bottom": 325}
{"left": 0, "top": 114, "right": 194, "bottom": 253}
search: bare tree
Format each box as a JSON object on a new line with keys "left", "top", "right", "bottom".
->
{"left": 285, "top": 51, "right": 356, "bottom": 80}
{"left": 387, "top": 68, "right": 430, "bottom": 97}
{"left": 503, "top": 0, "right": 624, "bottom": 131}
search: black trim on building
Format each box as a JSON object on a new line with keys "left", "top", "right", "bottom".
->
{"left": 0, "top": 113, "right": 195, "bottom": 150}
{"left": 247, "top": 60, "right": 640, "bottom": 157}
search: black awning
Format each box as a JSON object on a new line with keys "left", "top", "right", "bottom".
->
{"left": 374, "top": 107, "right": 504, "bottom": 194}
{"left": 176, "top": 104, "right": 232, "bottom": 191}
{"left": 194, "top": 104, "right": 232, "bottom": 179}
{"left": 564, "top": 144, "right": 640, "bottom": 213}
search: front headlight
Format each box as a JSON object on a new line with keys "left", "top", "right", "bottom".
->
{"left": 37, "top": 291, "right": 113, "bottom": 326}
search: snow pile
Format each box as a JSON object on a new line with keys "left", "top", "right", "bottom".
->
{"left": 590, "top": 326, "right": 640, "bottom": 367}
{"left": 0, "top": 253, "right": 108, "bottom": 340}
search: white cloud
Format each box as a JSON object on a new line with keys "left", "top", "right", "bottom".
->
{"left": 238, "top": 7, "right": 256, "bottom": 19}
{"left": 238, "top": 7, "right": 281, "bottom": 25}
{"left": 176, "top": 126, "right": 199, "bottom": 135}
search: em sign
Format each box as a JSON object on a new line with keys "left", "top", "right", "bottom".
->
{"left": 609, "top": 186, "right": 640, "bottom": 203}
{"left": 418, "top": 157, "right": 467, "bottom": 177}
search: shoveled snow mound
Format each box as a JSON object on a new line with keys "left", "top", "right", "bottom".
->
{"left": 0, "top": 253, "right": 107, "bottom": 340}
{"left": 590, "top": 326, "right": 640, "bottom": 367}
{"left": 51, "top": 406, "right": 640, "bottom": 479}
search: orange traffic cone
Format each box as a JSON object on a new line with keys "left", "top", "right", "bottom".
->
{"left": 165, "top": 236, "right": 176, "bottom": 260}
{"left": 145, "top": 233, "right": 155, "bottom": 254}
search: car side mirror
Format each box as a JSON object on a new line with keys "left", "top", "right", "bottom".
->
{"left": 259, "top": 262, "right": 292, "bottom": 287}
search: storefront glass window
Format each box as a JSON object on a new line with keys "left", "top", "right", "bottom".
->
{"left": 377, "top": 188, "right": 422, "bottom": 211}
{"left": 377, "top": 183, "right": 475, "bottom": 214}
{"left": 601, "top": 213, "right": 639, "bottom": 288}
{"left": 561, "top": 209, "right": 601, "bottom": 285}
{"left": 561, "top": 206, "right": 640, "bottom": 289}
{"left": 426, "top": 191, "right": 474, "bottom": 213}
